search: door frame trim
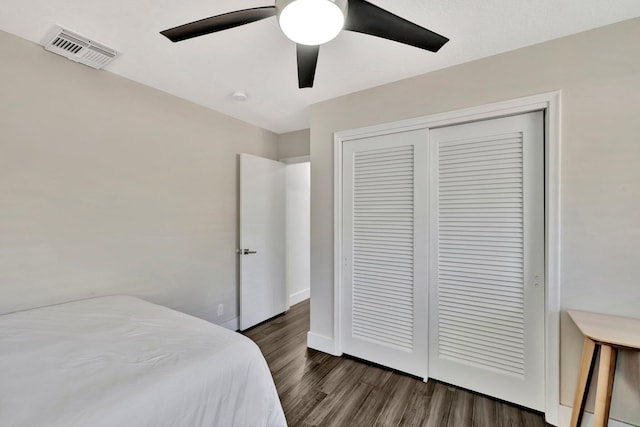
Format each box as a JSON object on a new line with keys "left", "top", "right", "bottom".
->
{"left": 333, "top": 91, "right": 561, "bottom": 425}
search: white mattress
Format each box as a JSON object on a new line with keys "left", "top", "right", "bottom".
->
{"left": 0, "top": 296, "right": 286, "bottom": 427}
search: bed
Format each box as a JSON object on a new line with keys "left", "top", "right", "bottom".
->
{"left": 0, "top": 295, "right": 286, "bottom": 427}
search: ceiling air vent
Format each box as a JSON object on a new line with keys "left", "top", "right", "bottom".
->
{"left": 43, "top": 26, "right": 119, "bottom": 69}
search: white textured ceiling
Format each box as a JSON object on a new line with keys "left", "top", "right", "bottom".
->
{"left": 1, "top": 0, "right": 640, "bottom": 133}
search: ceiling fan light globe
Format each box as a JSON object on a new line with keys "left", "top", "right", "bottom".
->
{"left": 277, "top": 0, "right": 346, "bottom": 46}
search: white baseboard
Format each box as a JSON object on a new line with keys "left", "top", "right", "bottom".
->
{"left": 558, "top": 405, "right": 634, "bottom": 427}
{"left": 307, "top": 332, "right": 341, "bottom": 356}
{"left": 221, "top": 317, "right": 239, "bottom": 332}
{"left": 289, "top": 288, "right": 310, "bottom": 306}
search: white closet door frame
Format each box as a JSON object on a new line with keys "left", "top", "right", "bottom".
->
{"left": 332, "top": 91, "right": 561, "bottom": 425}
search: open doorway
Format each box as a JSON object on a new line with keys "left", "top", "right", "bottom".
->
{"left": 284, "top": 159, "right": 310, "bottom": 307}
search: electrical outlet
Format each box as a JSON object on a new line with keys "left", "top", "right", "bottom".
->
{"left": 217, "top": 304, "right": 224, "bottom": 316}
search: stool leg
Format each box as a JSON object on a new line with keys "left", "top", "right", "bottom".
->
{"left": 593, "top": 345, "right": 618, "bottom": 427}
{"left": 570, "top": 337, "right": 598, "bottom": 427}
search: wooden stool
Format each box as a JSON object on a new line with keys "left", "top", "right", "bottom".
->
{"left": 569, "top": 310, "right": 640, "bottom": 427}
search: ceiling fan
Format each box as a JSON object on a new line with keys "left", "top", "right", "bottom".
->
{"left": 160, "top": 0, "right": 449, "bottom": 88}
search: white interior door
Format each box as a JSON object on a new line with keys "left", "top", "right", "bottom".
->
{"left": 239, "top": 153, "right": 286, "bottom": 331}
{"left": 341, "top": 129, "right": 429, "bottom": 378}
{"left": 428, "top": 112, "right": 545, "bottom": 410}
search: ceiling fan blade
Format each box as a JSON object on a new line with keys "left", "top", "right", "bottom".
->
{"left": 343, "top": 0, "right": 449, "bottom": 52}
{"left": 160, "top": 6, "right": 277, "bottom": 42}
{"left": 297, "top": 44, "right": 320, "bottom": 88}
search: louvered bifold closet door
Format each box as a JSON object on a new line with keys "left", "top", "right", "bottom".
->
{"left": 428, "top": 112, "right": 545, "bottom": 411}
{"left": 342, "top": 129, "right": 428, "bottom": 378}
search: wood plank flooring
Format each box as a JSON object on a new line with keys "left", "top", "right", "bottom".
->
{"left": 243, "top": 300, "right": 550, "bottom": 427}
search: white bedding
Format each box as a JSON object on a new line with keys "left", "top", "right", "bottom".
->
{"left": 0, "top": 296, "right": 286, "bottom": 427}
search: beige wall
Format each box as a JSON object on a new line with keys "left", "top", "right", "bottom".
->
{"left": 277, "top": 128, "right": 310, "bottom": 160}
{"left": 309, "top": 18, "right": 640, "bottom": 424}
{"left": 0, "top": 30, "right": 278, "bottom": 325}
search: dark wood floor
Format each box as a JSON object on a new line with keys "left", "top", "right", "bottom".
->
{"left": 243, "top": 300, "right": 549, "bottom": 427}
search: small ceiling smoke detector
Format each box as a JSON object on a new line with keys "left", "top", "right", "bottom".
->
{"left": 231, "top": 91, "right": 249, "bottom": 101}
{"left": 42, "top": 26, "right": 119, "bottom": 69}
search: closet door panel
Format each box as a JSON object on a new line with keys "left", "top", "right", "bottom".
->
{"left": 342, "top": 129, "right": 428, "bottom": 378}
{"left": 428, "top": 111, "right": 545, "bottom": 411}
